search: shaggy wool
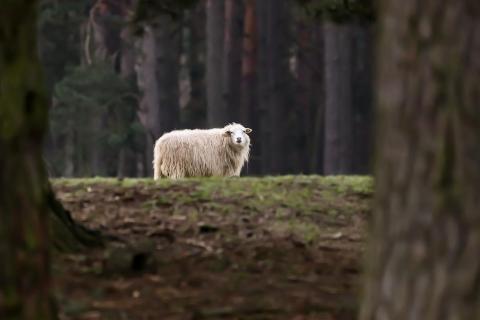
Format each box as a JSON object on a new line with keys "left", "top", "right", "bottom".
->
{"left": 153, "top": 123, "right": 251, "bottom": 179}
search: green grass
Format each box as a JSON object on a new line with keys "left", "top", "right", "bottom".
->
{"left": 52, "top": 175, "right": 373, "bottom": 242}
{"left": 53, "top": 176, "right": 373, "bottom": 214}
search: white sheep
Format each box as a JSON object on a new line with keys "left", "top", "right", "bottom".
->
{"left": 153, "top": 123, "right": 252, "bottom": 179}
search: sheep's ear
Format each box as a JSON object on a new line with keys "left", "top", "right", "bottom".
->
{"left": 245, "top": 128, "right": 252, "bottom": 133}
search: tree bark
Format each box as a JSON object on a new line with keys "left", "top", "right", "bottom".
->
{"left": 0, "top": 2, "right": 53, "bottom": 318}
{"left": 255, "top": 0, "right": 291, "bottom": 174}
{"left": 1, "top": 5, "right": 103, "bottom": 316}
{"left": 351, "top": 23, "right": 373, "bottom": 174}
{"left": 361, "top": 1, "right": 480, "bottom": 319}
{"left": 295, "top": 20, "right": 313, "bottom": 174}
{"left": 136, "top": 16, "right": 181, "bottom": 140}
{"left": 323, "top": 22, "right": 355, "bottom": 175}
{"left": 241, "top": 0, "right": 260, "bottom": 174}
{"left": 223, "top": 0, "right": 244, "bottom": 123}
{"left": 117, "top": 20, "right": 138, "bottom": 178}
{"left": 309, "top": 25, "right": 326, "bottom": 174}
{"left": 206, "top": 0, "right": 226, "bottom": 127}
{"left": 255, "top": 0, "right": 270, "bottom": 174}
{"left": 296, "top": 21, "right": 325, "bottom": 174}
{"left": 266, "top": 0, "right": 291, "bottom": 174}
{"left": 153, "top": 16, "right": 181, "bottom": 137}
{"left": 183, "top": 2, "right": 207, "bottom": 129}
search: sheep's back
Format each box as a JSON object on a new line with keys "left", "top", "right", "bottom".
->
{"left": 156, "top": 129, "right": 224, "bottom": 176}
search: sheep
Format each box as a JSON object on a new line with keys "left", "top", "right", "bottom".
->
{"left": 153, "top": 123, "right": 252, "bottom": 179}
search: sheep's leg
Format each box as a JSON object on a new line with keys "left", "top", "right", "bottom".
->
{"left": 153, "top": 157, "right": 163, "bottom": 180}
{"left": 233, "top": 167, "right": 242, "bottom": 177}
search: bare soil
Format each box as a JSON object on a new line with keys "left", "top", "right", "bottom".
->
{"left": 52, "top": 176, "right": 371, "bottom": 320}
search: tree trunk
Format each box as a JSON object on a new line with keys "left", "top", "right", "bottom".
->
{"left": 117, "top": 21, "right": 138, "bottom": 178}
{"left": 136, "top": 16, "right": 181, "bottom": 140}
{"left": 295, "top": 20, "right": 313, "bottom": 174}
{"left": 323, "top": 22, "right": 355, "bottom": 175}
{"left": 64, "top": 119, "right": 76, "bottom": 177}
{"left": 296, "top": 20, "right": 325, "bottom": 174}
{"left": 266, "top": 0, "right": 291, "bottom": 174}
{"left": 255, "top": 0, "right": 291, "bottom": 174}
{"left": 351, "top": 23, "right": 373, "bottom": 174}
{"left": 241, "top": 0, "right": 260, "bottom": 174}
{"left": 154, "top": 16, "right": 181, "bottom": 137}
{"left": 361, "top": 1, "right": 480, "bottom": 319}
{"left": 0, "top": 3, "right": 54, "bottom": 318}
{"left": 206, "top": 0, "right": 226, "bottom": 127}
{"left": 255, "top": 0, "right": 270, "bottom": 174}
{"left": 223, "top": 0, "right": 244, "bottom": 123}
{"left": 309, "top": 25, "right": 326, "bottom": 174}
{"left": 183, "top": 2, "right": 207, "bottom": 129}
{"left": 1, "top": 5, "right": 103, "bottom": 316}
{"left": 85, "top": 1, "right": 121, "bottom": 176}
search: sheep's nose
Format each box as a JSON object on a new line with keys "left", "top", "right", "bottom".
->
{"left": 236, "top": 137, "right": 242, "bottom": 143}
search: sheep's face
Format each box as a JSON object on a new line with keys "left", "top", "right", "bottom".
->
{"left": 223, "top": 123, "right": 252, "bottom": 149}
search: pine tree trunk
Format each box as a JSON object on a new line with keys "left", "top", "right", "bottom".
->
{"left": 86, "top": 1, "right": 119, "bottom": 176}
{"left": 295, "top": 20, "right": 313, "bottom": 174}
{"left": 266, "top": 0, "right": 290, "bottom": 174}
{"left": 255, "top": 0, "right": 270, "bottom": 174}
{"left": 241, "top": 0, "right": 260, "bottom": 174}
{"left": 1, "top": 2, "right": 52, "bottom": 318}
{"left": 351, "top": 23, "right": 373, "bottom": 174}
{"left": 136, "top": 16, "right": 181, "bottom": 140}
{"left": 206, "top": 0, "right": 226, "bottom": 127}
{"left": 309, "top": 24, "right": 325, "bottom": 174}
{"left": 223, "top": 0, "right": 244, "bottom": 123}
{"left": 323, "top": 22, "right": 355, "bottom": 174}
{"left": 154, "top": 16, "right": 181, "bottom": 137}
{"left": 64, "top": 122, "right": 75, "bottom": 177}
{"left": 117, "top": 22, "right": 137, "bottom": 178}
{"left": 183, "top": 3, "right": 207, "bottom": 129}
{"left": 361, "top": 1, "right": 480, "bottom": 319}
{"left": 296, "top": 21, "right": 324, "bottom": 174}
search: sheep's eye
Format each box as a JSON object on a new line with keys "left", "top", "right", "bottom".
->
{"left": 227, "top": 131, "right": 232, "bottom": 135}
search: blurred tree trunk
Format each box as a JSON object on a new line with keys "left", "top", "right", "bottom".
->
{"left": 255, "top": 0, "right": 270, "bottom": 174}
{"left": 64, "top": 123, "right": 76, "bottom": 177}
{"left": 136, "top": 15, "right": 181, "bottom": 176}
{"left": 183, "top": 2, "right": 206, "bottom": 129}
{"left": 309, "top": 25, "right": 325, "bottom": 174}
{"left": 117, "top": 22, "right": 138, "bottom": 178}
{"left": 152, "top": 16, "right": 181, "bottom": 137}
{"left": 86, "top": 1, "right": 120, "bottom": 176}
{"left": 0, "top": 3, "right": 53, "bottom": 317}
{"left": 223, "top": 0, "right": 244, "bottom": 123}
{"left": 296, "top": 20, "right": 324, "bottom": 174}
{"left": 351, "top": 23, "right": 373, "bottom": 174}
{"left": 266, "top": 0, "right": 291, "bottom": 174}
{"left": 295, "top": 20, "right": 313, "bottom": 173}
{"left": 361, "top": 1, "right": 480, "bottom": 319}
{"left": 0, "top": 2, "right": 101, "bottom": 317}
{"left": 206, "top": 0, "right": 226, "bottom": 127}
{"left": 256, "top": 0, "right": 291, "bottom": 174}
{"left": 323, "top": 22, "right": 355, "bottom": 174}
{"left": 83, "top": 0, "right": 137, "bottom": 177}
{"left": 241, "top": 0, "right": 259, "bottom": 174}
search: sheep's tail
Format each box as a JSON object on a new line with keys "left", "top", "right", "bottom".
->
{"left": 153, "top": 140, "right": 162, "bottom": 180}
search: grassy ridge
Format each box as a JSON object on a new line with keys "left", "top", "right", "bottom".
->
{"left": 53, "top": 175, "right": 372, "bottom": 243}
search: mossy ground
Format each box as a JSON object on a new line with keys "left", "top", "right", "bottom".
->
{"left": 52, "top": 176, "right": 372, "bottom": 320}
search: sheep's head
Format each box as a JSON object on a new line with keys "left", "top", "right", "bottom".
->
{"left": 223, "top": 123, "right": 252, "bottom": 148}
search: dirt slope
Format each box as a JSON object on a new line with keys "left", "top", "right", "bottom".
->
{"left": 52, "top": 176, "right": 372, "bottom": 320}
